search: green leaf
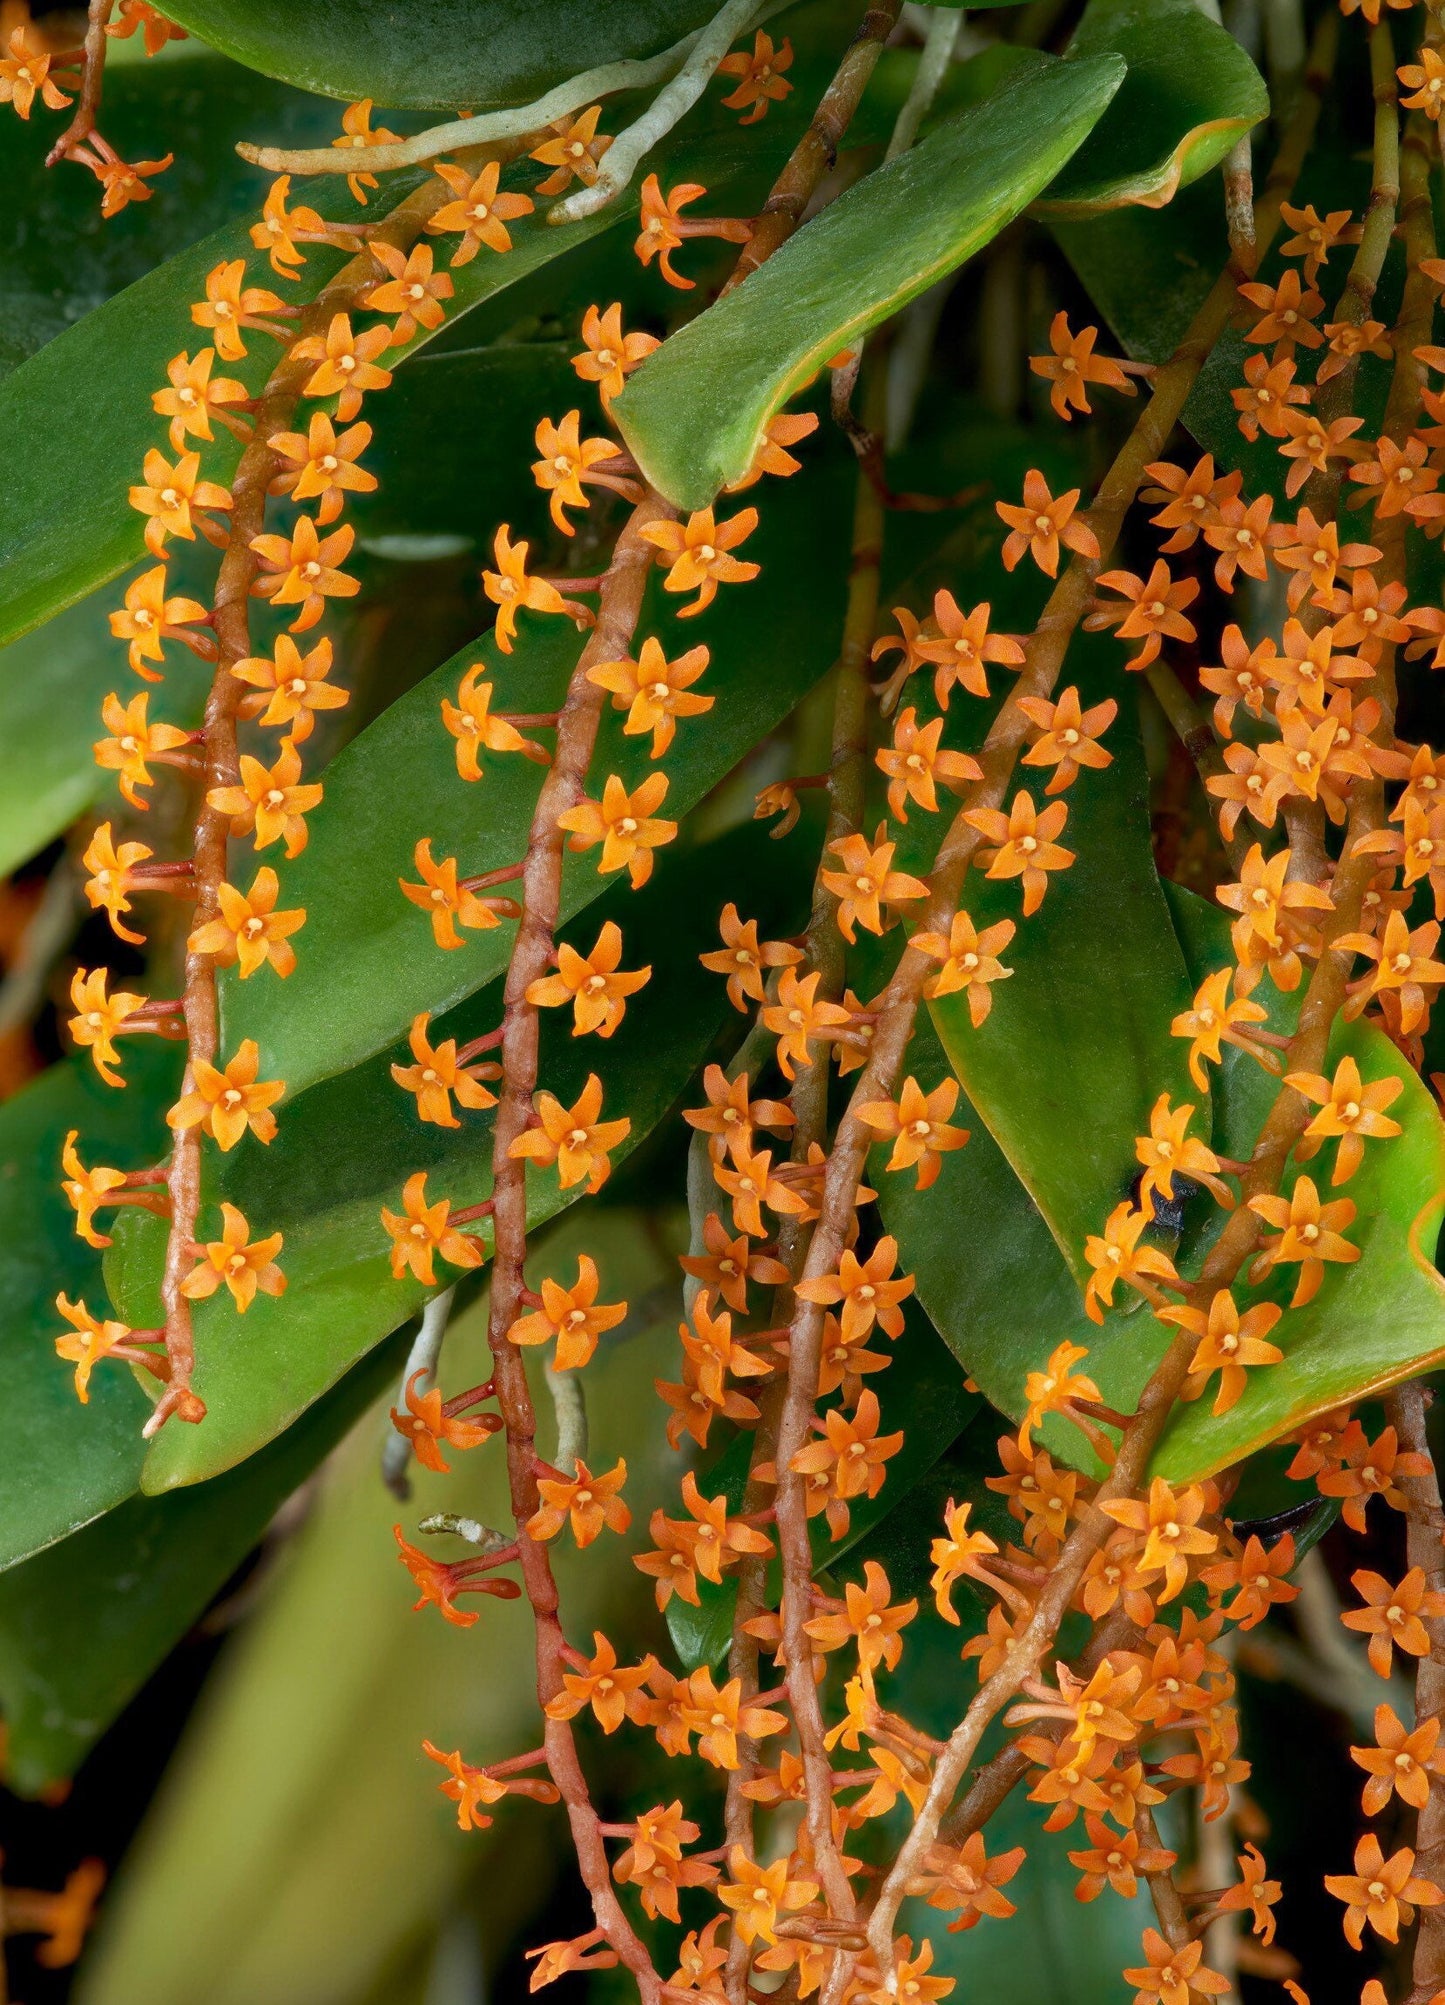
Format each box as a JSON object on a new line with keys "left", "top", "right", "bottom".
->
{"left": 926, "top": 676, "right": 1197, "bottom": 1281}
{"left": 0, "top": 1049, "right": 179, "bottom": 1573}
{"left": 224, "top": 461, "right": 851, "bottom": 1097}
{"left": 665, "top": 1301, "right": 980, "bottom": 1669}
{"left": 154, "top": 0, "right": 727, "bottom": 111}
{"left": 0, "top": 1327, "right": 405, "bottom": 1792}
{"left": 121, "top": 821, "right": 806, "bottom": 1490}
{"left": 73, "top": 1214, "right": 683, "bottom": 2005}
{"left": 1033, "top": 0, "right": 1268, "bottom": 218}
{"left": 613, "top": 52, "right": 1127, "bottom": 508}
{"left": 1151, "top": 886, "right": 1445, "bottom": 1483}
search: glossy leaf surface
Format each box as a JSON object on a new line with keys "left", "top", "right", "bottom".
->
{"left": 1035, "top": 0, "right": 1267, "bottom": 217}
{"left": 614, "top": 53, "right": 1126, "bottom": 508}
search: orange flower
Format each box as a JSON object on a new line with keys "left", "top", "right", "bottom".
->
{"left": 508, "top": 1074, "right": 630, "bottom": 1193}
{"left": 531, "top": 408, "right": 624, "bottom": 534}
{"left": 612, "top": 1802, "right": 718, "bottom": 1923}
{"left": 804, "top": 1559, "right": 917, "bottom": 1674}
{"left": 587, "top": 636, "right": 711, "bottom": 756}
{"left": 1170, "top": 967, "right": 1272, "bottom": 1090}
{"left": 557, "top": 771, "right": 675, "bottom": 887}
{"left": 1100, "top": 1477, "right": 1216, "bottom": 1602}
{"left": 717, "top": 1848, "right": 819, "bottom": 1946}
{"left": 1088, "top": 559, "right": 1198, "bottom": 671}
{"left": 633, "top": 175, "right": 750, "bottom": 288}
{"left": 427, "top": 157, "right": 534, "bottom": 264}
{"left": 152, "top": 347, "right": 249, "bottom": 451}
{"left": 1200, "top": 1533, "right": 1299, "bottom": 1632}
{"left": 118, "top": 436, "right": 207, "bottom": 552}
{"left": 700, "top": 903, "right": 802, "bottom": 1010}
{"left": 525, "top": 920, "right": 650, "bottom": 1037}
{"left": 1350, "top": 1703, "right": 1445, "bottom": 1815}
{"left": 81, "top": 824, "right": 155, "bottom": 947}
{"left": 527, "top": 1456, "right": 630, "bottom": 1546}
{"left": 820, "top": 825, "right": 929, "bottom": 941}
{"left": 230, "top": 632, "right": 348, "bottom": 742}
{"left": 1341, "top": 1567, "right": 1445, "bottom": 1678}
{"left": 1020, "top": 1338, "right": 1102, "bottom": 1452}
{"left": 399, "top": 837, "right": 517, "bottom": 950}
{"left": 1217, "top": 842, "right": 1334, "bottom": 991}
{"left": 1247, "top": 1175, "right": 1357, "bottom": 1305}
{"left": 94, "top": 690, "right": 194, "bottom": 810}
{"left": 635, "top": 1470, "right": 772, "bottom": 1608}
{"left": 67, "top": 968, "right": 147, "bottom": 1086}
{"left": 440, "top": 663, "right": 550, "bottom": 780}
{"left": 507, "top": 1253, "right": 627, "bottom": 1370}
{"left": 109, "top": 564, "right": 209, "bottom": 680}
{"left": 1123, "top": 1928, "right": 1229, "bottom": 2005}
{"left": 640, "top": 505, "right": 759, "bottom": 616}
{"left": 1142, "top": 454, "right": 1241, "bottom": 549}
{"left": 964, "top": 791, "right": 1074, "bottom": 916}
{"left": 1239, "top": 266, "right": 1324, "bottom": 353}
{"left": 60, "top": 1132, "right": 155, "bottom": 1250}
{"left": 726, "top": 408, "right": 818, "bottom": 490}
{"left": 530, "top": 103, "right": 613, "bottom": 195}
{"left": 481, "top": 523, "right": 573, "bottom": 652}
{"left": 0, "top": 26, "right": 71, "bottom": 117}
{"left": 1203, "top": 493, "right": 1286, "bottom": 591}
{"left": 796, "top": 1235, "right": 913, "bottom": 1343}
{"left": 876, "top": 707, "right": 982, "bottom": 821}
{"left": 1029, "top": 310, "right": 1135, "bottom": 420}
{"left": 167, "top": 1039, "right": 283, "bottom": 1151}
{"left": 1318, "top": 1425, "right": 1432, "bottom": 1533}
{"left": 679, "top": 1210, "right": 788, "bottom": 1312}
{"left": 1068, "top": 1818, "right": 1176, "bottom": 1902}
{"left": 911, "top": 1830, "right": 1026, "bottom": 1931}
{"left": 525, "top": 1932, "right": 619, "bottom": 1988}
{"left": 1017, "top": 686, "right": 1116, "bottom": 795}
{"left": 81, "top": 143, "right": 174, "bottom": 220}
{"left": 290, "top": 309, "right": 394, "bottom": 420}
{"left": 362, "top": 239, "right": 453, "bottom": 340}
{"left": 188, "top": 866, "right": 305, "bottom": 977}
{"left": 266, "top": 413, "right": 376, "bottom": 525}
{"left": 250, "top": 173, "right": 332, "bottom": 278}
{"left": 997, "top": 469, "right": 1100, "bottom": 576}
{"left": 858, "top": 1075, "right": 969, "bottom": 1190}
{"left": 1135, "top": 1092, "right": 1232, "bottom": 1210}
{"left": 207, "top": 736, "right": 322, "bottom": 857}
{"left": 329, "top": 97, "right": 401, "bottom": 202}
{"left": 250, "top": 515, "right": 359, "bottom": 631}
{"left": 395, "top": 1531, "right": 520, "bottom": 1627}
{"left": 1400, "top": 47, "right": 1445, "bottom": 120}
{"left": 0, "top": 1856, "right": 106, "bottom": 1969}
{"left": 789, "top": 1387, "right": 904, "bottom": 1539}
{"left": 1279, "top": 201, "right": 1357, "bottom": 277}
{"left": 380, "top": 1172, "right": 487, "bottom": 1285}
{"left": 716, "top": 29, "right": 793, "bottom": 121}
{"left": 544, "top": 1631, "right": 654, "bottom": 1732}
{"left": 389, "top": 1371, "right": 499, "bottom": 1474}
{"left": 181, "top": 1202, "right": 285, "bottom": 1311}
{"left": 930, "top": 1499, "right": 1001, "bottom": 1624}
{"left": 190, "top": 257, "right": 286, "bottom": 361}
{"left": 1337, "top": 907, "right": 1445, "bottom": 1032}
{"left": 760, "top": 964, "right": 853, "bottom": 1079}
{"left": 1325, "top": 1832, "right": 1444, "bottom": 1948}
{"left": 1285, "top": 1054, "right": 1403, "bottom": 1184}
{"left": 712, "top": 1143, "right": 811, "bottom": 1238}
{"left": 912, "top": 910, "right": 1015, "bottom": 1024}
{"left": 54, "top": 1293, "right": 140, "bottom": 1403}
{"left": 421, "top": 1740, "right": 538, "bottom": 1828}
{"left": 390, "top": 1013, "right": 499, "bottom": 1126}
{"left": 1159, "top": 1288, "right": 1283, "bottom": 1414}
{"left": 571, "top": 301, "right": 657, "bottom": 409}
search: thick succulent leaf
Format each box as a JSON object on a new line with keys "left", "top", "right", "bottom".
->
{"left": 0, "top": 1049, "right": 179, "bottom": 1573}
{"left": 154, "top": 0, "right": 727, "bottom": 111}
{"left": 1034, "top": 0, "right": 1268, "bottom": 218}
{"left": 613, "top": 52, "right": 1127, "bottom": 508}
{"left": 0, "top": 52, "right": 353, "bottom": 378}
{"left": 225, "top": 462, "right": 850, "bottom": 1096}
{"left": 116, "top": 821, "right": 806, "bottom": 1490}
{"left": 0, "top": 1327, "right": 405, "bottom": 1793}
{"left": 1152, "top": 887, "right": 1445, "bottom": 1481}
{"left": 75, "top": 1216, "right": 681, "bottom": 2005}
{"left": 666, "top": 1302, "right": 980, "bottom": 1669}
{"left": 927, "top": 678, "right": 1197, "bottom": 1281}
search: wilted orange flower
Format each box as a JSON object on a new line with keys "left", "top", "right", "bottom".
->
{"left": 1160, "top": 1288, "right": 1283, "bottom": 1413}
{"left": 396, "top": 1532, "right": 520, "bottom": 1627}
{"left": 964, "top": 791, "right": 1074, "bottom": 916}
{"left": 167, "top": 1039, "right": 283, "bottom": 1151}
{"left": 1285, "top": 1054, "right": 1403, "bottom": 1184}
{"left": 858, "top": 1074, "right": 969, "bottom": 1190}
{"left": 821, "top": 825, "right": 929, "bottom": 941}
{"left": 640, "top": 505, "right": 760, "bottom": 615}
{"left": 188, "top": 866, "right": 305, "bottom": 977}
{"left": 400, "top": 838, "right": 517, "bottom": 951}
{"left": 330, "top": 97, "right": 400, "bottom": 203}
{"left": 207, "top": 736, "right": 322, "bottom": 857}
{"left": 525, "top": 920, "right": 650, "bottom": 1037}
{"left": 588, "top": 636, "right": 712, "bottom": 756}
{"left": 181, "top": 1202, "right": 285, "bottom": 1312}
{"left": 700, "top": 902, "right": 802, "bottom": 1010}
{"left": 362, "top": 238, "right": 453, "bottom": 341}
{"left": 530, "top": 104, "right": 612, "bottom": 195}
{"left": 0, "top": 1856, "right": 106, "bottom": 1969}
{"left": 1029, "top": 310, "right": 1136, "bottom": 420}
{"left": 152, "top": 347, "right": 249, "bottom": 450}
{"left": 380, "top": 1171, "right": 488, "bottom": 1285}
{"left": 572, "top": 301, "right": 658, "bottom": 409}
{"left": 190, "top": 257, "right": 286, "bottom": 360}
{"left": 528, "top": 1456, "right": 630, "bottom": 1546}
{"left": 390, "top": 1013, "right": 499, "bottom": 1125}
{"left": 267, "top": 413, "right": 376, "bottom": 524}
{"left": 558, "top": 771, "right": 676, "bottom": 887}
{"left": 997, "top": 469, "right": 1100, "bottom": 576}
{"left": 250, "top": 515, "right": 359, "bottom": 631}
{"left": 109, "top": 565, "right": 210, "bottom": 679}
{"left": 525, "top": 1930, "right": 619, "bottom": 1989}
{"left": 389, "top": 1371, "right": 499, "bottom": 1473}
{"left": 508, "top": 1073, "right": 630, "bottom": 1193}
{"left": 427, "top": 157, "right": 534, "bottom": 264}
{"left": 1325, "top": 1832, "right": 1444, "bottom": 1948}
{"left": 634, "top": 174, "right": 750, "bottom": 288}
